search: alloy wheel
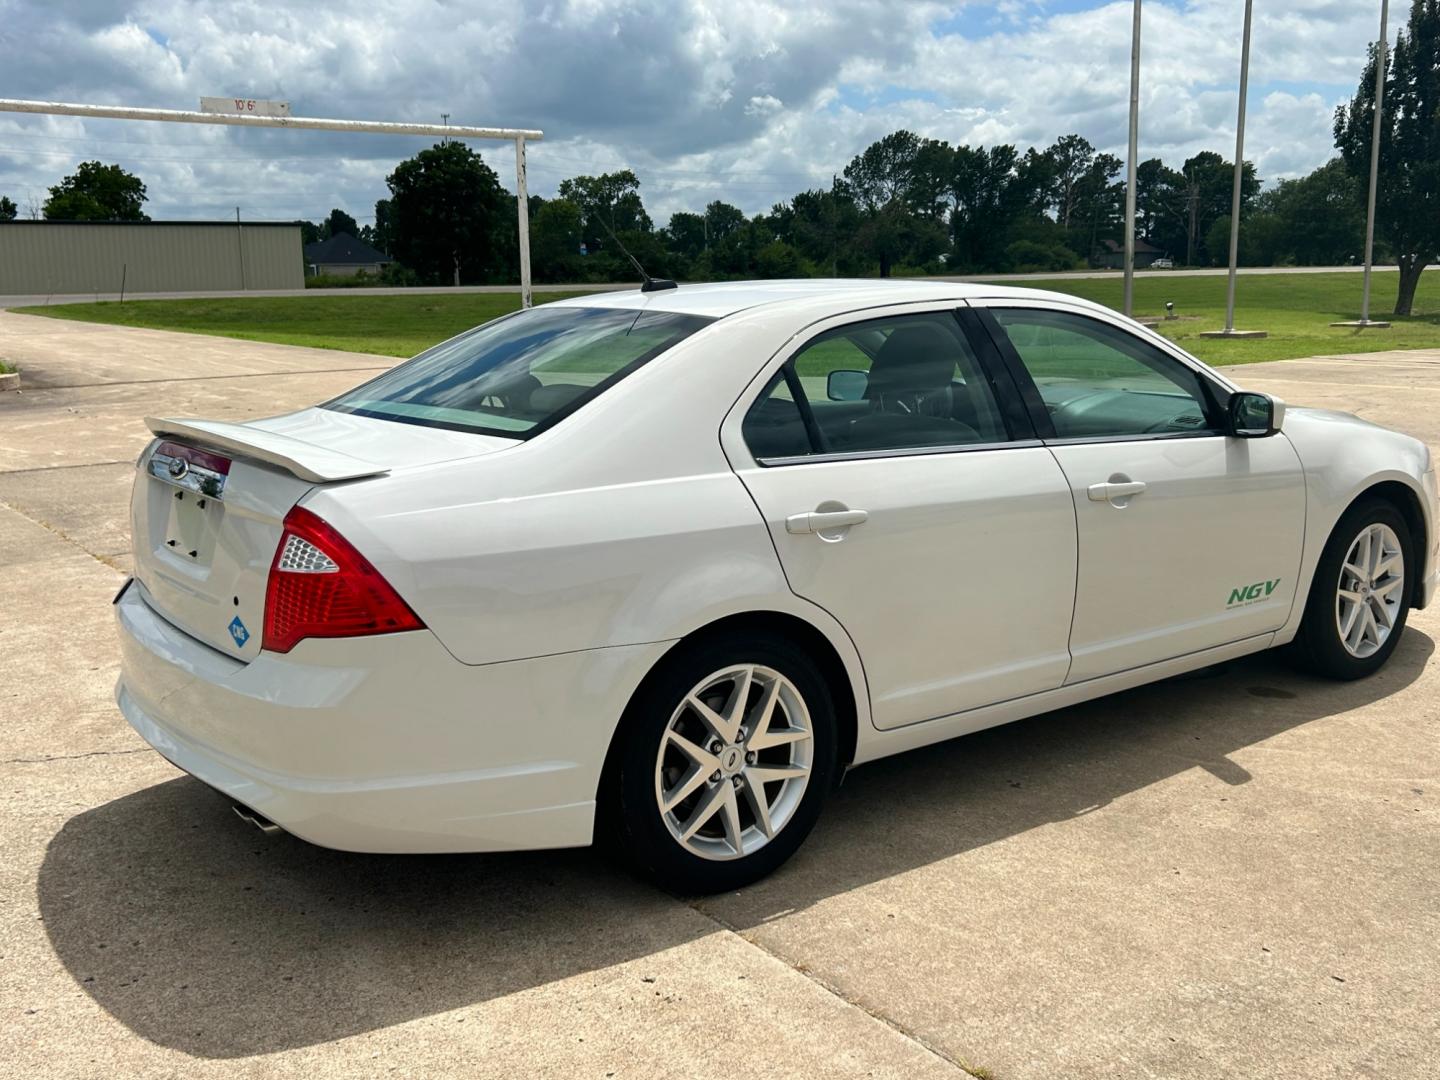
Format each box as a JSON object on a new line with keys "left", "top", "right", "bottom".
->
{"left": 654, "top": 664, "right": 814, "bottom": 861}
{"left": 1335, "top": 522, "right": 1405, "bottom": 659}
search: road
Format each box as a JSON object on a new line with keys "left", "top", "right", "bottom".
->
{"left": 1, "top": 311, "right": 1436, "bottom": 1078}
{"left": 0, "top": 264, "right": 1398, "bottom": 310}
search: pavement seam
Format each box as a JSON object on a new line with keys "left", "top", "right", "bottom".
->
{"left": 11, "top": 364, "right": 390, "bottom": 392}
{"left": 687, "top": 900, "right": 991, "bottom": 1079}
{"left": 0, "top": 496, "right": 128, "bottom": 571}
{"left": 3, "top": 747, "right": 150, "bottom": 765}
{"left": 0, "top": 459, "right": 128, "bottom": 477}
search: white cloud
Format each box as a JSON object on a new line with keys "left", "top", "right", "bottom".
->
{"left": 0, "top": 0, "right": 1385, "bottom": 225}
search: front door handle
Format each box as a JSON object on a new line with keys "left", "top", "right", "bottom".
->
{"left": 785, "top": 508, "right": 869, "bottom": 535}
{"left": 1087, "top": 479, "right": 1147, "bottom": 504}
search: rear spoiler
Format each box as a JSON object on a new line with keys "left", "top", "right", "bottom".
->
{"left": 145, "top": 417, "right": 389, "bottom": 483}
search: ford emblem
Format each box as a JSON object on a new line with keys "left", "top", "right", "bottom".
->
{"left": 167, "top": 457, "right": 190, "bottom": 480}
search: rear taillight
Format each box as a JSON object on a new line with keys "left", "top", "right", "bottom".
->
{"left": 263, "top": 506, "right": 424, "bottom": 654}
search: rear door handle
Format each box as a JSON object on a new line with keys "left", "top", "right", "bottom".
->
{"left": 786, "top": 508, "right": 869, "bottom": 534}
{"left": 1087, "top": 480, "right": 1147, "bottom": 503}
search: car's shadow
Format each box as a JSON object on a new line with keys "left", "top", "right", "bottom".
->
{"left": 38, "top": 630, "right": 1434, "bottom": 1057}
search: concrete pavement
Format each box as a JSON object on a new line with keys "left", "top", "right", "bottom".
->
{"left": 1, "top": 311, "right": 1437, "bottom": 1078}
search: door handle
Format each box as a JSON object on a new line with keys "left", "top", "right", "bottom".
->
{"left": 1087, "top": 480, "right": 1147, "bottom": 503}
{"left": 785, "top": 508, "right": 869, "bottom": 534}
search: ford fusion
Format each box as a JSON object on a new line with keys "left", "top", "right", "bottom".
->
{"left": 115, "top": 280, "right": 1439, "bottom": 892}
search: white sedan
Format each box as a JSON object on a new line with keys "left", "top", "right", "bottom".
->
{"left": 115, "top": 280, "right": 1438, "bottom": 892}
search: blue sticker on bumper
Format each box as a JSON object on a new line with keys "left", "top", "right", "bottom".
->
{"left": 228, "top": 615, "right": 251, "bottom": 648}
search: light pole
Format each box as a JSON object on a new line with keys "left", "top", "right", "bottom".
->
{"left": 1201, "top": 0, "right": 1266, "bottom": 339}
{"left": 1123, "top": 0, "right": 1142, "bottom": 318}
{"left": 1331, "top": 0, "right": 1393, "bottom": 329}
{"left": 1360, "top": 0, "right": 1391, "bottom": 326}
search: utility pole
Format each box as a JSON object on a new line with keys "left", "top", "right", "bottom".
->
{"left": 1123, "top": 0, "right": 1142, "bottom": 317}
{"left": 441, "top": 112, "right": 449, "bottom": 145}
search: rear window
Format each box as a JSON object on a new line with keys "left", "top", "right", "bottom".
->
{"left": 324, "top": 305, "right": 714, "bottom": 437}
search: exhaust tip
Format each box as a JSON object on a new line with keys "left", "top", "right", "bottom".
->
{"left": 232, "top": 803, "right": 284, "bottom": 835}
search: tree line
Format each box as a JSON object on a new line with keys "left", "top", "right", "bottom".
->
{"left": 4, "top": 0, "right": 1436, "bottom": 314}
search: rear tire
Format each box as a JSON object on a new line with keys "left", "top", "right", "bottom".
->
{"left": 604, "top": 629, "right": 838, "bottom": 894}
{"left": 1291, "top": 498, "right": 1413, "bottom": 680}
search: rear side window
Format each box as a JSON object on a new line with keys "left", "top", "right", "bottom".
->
{"left": 743, "top": 312, "right": 1010, "bottom": 461}
{"left": 326, "top": 306, "right": 714, "bottom": 437}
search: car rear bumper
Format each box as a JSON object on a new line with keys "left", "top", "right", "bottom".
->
{"left": 114, "top": 581, "right": 671, "bottom": 853}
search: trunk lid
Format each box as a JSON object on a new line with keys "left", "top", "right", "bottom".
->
{"left": 131, "top": 409, "right": 513, "bottom": 658}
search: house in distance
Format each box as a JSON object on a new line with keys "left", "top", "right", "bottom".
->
{"left": 303, "top": 231, "right": 391, "bottom": 278}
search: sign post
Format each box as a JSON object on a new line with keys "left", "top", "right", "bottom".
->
{"left": 0, "top": 97, "right": 543, "bottom": 306}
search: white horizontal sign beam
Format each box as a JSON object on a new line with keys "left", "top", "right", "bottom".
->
{"left": 0, "top": 98, "right": 543, "bottom": 141}
{"left": 201, "top": 96, "right": 292, "bottom": 118}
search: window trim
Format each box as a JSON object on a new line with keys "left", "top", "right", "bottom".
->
{"left": 738, "top": 306, "right": 1032, "bottom": 468}
{"left": 973, "top": 303, "right": 1230, "bottom": 443}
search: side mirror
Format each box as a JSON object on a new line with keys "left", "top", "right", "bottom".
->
{"left": 827, "top": 369, "right": 869, "bottom": 402}
{"left": 1228, "top": 391, "right": 1284, "bottom": 437}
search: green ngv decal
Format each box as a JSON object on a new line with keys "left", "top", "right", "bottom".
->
{"left": 1228, "top": 578, "right": 1282, "bottom": 607}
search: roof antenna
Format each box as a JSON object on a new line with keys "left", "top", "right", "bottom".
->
{"left": 598, "top": 217, "right": 677, "bottom": 292}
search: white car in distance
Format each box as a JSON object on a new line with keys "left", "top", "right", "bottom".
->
{"left": 115, "top": 280, "right": 1438, "bottom": 892}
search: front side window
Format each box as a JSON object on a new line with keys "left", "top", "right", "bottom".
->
{"left": 326, "top": 306, "right": 713, "bottom": 437}
{"left": 742, "top": 312, "right": 1009, "bottom": 460}
{"left": 991, "top": 308, "right": 1219, "bottom": 439}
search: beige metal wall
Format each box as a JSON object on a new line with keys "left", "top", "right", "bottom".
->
{"left": 0, "top": 222, "right": 304, "bottom": 294}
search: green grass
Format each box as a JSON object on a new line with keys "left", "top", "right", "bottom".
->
{"left": 981, "top": 270, "right": 1440, "bottom": 365}
{"left": 0, "top": 358, "right": 14, "bottom": 375}
{"left": 13, "top": 270, "right": 1440, "bottom": 365}
{"left": 12, "top": 292, "right": 600, "bottom": 358}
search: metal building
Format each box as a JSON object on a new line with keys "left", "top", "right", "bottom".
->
{"left": 0, "top": 220, "right": 303, "bottom": 295}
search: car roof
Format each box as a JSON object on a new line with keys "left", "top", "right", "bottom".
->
{"left": 546, "top": 278, "right": 1112, "bottom": 320}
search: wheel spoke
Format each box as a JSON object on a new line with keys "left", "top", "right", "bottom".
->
{"left": 662, "top": 765, "right": 711, "bottom": 813}
{"left": 1373, "top": 552, "right": 1401, "bottom": 579}
{"left": 743, "top": 775, "right": 775, "bottom": 838}
{"left": 686, "top": 693, "right": 738, "bottom": 744}
{"left": 1339, "top": 598, "right": 1362, "bottom": 641}
{"left": 679, "top": 782, "right": 727, "bottom": 841}
{"left": 720, "top": 784, "right": 744, "bottom": 855}
{"left": 1344, "top": 602, "right": 1367, "bottom": 651}
{"left": 749, "top": 725, "right": 811, "bottom": 751}
{"left": 1360, "top": 604, "right": 1379, "bottom": 648}
{"left": 724, "top": 665, "right": 755, "bottom": 732}
{"left": 666, "top": 728, "right": 719, "bottom": 771}
{"left": 1369, "top": 595, "right": 1394, "bottom": 629}
{"left": 1373, "top": 577, "right": 1405, "bottom": 600}
{"left": 745, "top": 676, "right": 781, "bottom": 740}
{"left": 746, "top": 763, "right": 808, "bottom": 787}
{"left": 1338, "top": 588, "right": 1363, "bottom": 606}
{"left": 1342, "top": 561, "right": 1367, "bottom": 583}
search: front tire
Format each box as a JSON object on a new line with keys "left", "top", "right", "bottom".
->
{"left": 606, "top": 630, "right": 838, "bottom": 894}
{"left": 1291, "top": 498, "right": 1413, "bottom": 679}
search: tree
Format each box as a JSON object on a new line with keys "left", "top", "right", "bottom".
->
{"left": 43, "top": 161, "right": 148, "bottom": 221}
{"left": 1249, "top": 158, "right": 1365, "bottom": 266}
{"left": 530, "top": 197, "right": 586, "bottom": 281}
{"left": 0, "top": 196, "right": 16, "bottom": 222}
{"left": 557, "top": 171, "right": 651, "bottom": 246}
{"left": 1038, "top": 134, "right": 1101, "bottom": 229}
{"left": 844, "top": 131, "right": 931, "bottom": 275}
{"left": 372, "top": 198, "right": 394, "bottom": 254}
{"left": 1335, "top": 0, "right": 1440, "bottom": 316}
{"left": 324, "top": 207, "right": 360, "bottom": 239}
{"left": 775, "top": 183, "right": 864, "bottom": 276}
{"left": 386, "top": 142, "right": 508, "bottom": 286}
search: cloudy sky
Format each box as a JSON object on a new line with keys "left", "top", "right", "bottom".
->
{"left": 0, "top": 0, "right": 1391, "bottom": 227}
